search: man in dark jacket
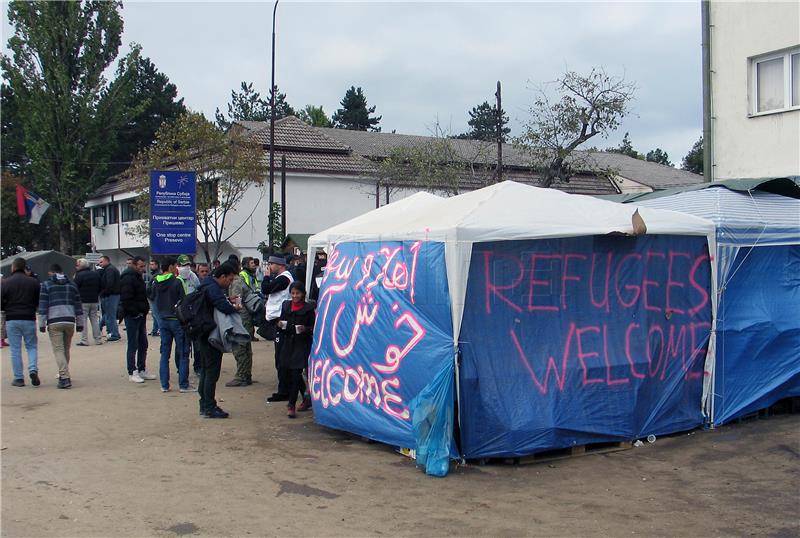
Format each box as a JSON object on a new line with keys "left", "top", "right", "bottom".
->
{"left": 195, "top": 262, "right": 241, "bottom": 418}
{"left": 98, "top": 255, "right": 121, "bottom": 341}
{"left": 150, "top": 257, "right": 191, "bottom": 393}
{"left": 38, "top": 264, "right": 83, "bottom": 389}
{"left": 73, "top": 258, "right": 103, "bottom": 346}
{"left": 120, "top": 256, "right": 154, "bottom": 383}
{"left": 1, "top": 258, "right": 41, "bottom": 387}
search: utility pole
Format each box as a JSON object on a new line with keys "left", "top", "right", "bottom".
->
{"left": 495, "top": 80, "right": 503, "bottom": 183}
{"left": 268, "top": 0, "right": 279, "bottom": 247}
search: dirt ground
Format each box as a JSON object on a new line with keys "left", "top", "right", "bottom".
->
{"left": 1, "top": 332, "right": 798, "bottom": 537}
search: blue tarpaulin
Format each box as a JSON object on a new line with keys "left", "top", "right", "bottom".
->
{"left": 458, "top": 235, "right": 712, "bottom": 458}
{"left": 632, "top": 184, "right": 800, "bottom": 424}
{"left": 309, "top": 240, "right": 453, "bottom": 449}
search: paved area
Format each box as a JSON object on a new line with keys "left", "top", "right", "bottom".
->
{"left": 2, "top": 333, "right": 799, "bottom": 537}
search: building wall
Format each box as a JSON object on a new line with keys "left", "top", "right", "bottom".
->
{"left": 88, "top": 174, "right": 393, "bottom": 264}
{"left": 710, "top": 1, "right": 800, "bottom": 179}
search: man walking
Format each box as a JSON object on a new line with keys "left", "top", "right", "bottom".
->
{"left": 98, "top": 256, "right": 121, "bottom": 341}
{"left": 1, "top": 258, "right": 40, "bottom": 387}
{"left": 38, "top": 264, "right": 83, "bottom": 389}
{"left": 263, "top": 255, "right": 293, "bottom": 402}
{"left": 151, "top": 257, "right": 192, "bottom": 393}
{"left": 226, "top": 257, "right": 257, "bottom": 387}
{"left": 195, "top": 263, "right": 241, "bottom": 418}
{"left": 120, "top": 256, "right": 154, "bottom": 383}
{"left": 73, "top": 258, "right": 103, "bottom": 346}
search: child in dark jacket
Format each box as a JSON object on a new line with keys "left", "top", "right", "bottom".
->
{"left": 277, "top": 282, "right": 315, "bottom": 418}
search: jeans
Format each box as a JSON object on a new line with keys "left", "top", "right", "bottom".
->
{"left": 195, "top": 336, "right": 222, "bottom": 414}
{"left": 6, "top": 320, "right": 38, "bottom": 379}
{"left": 148, "top": 301, "right": 161, "bottom": 334}
{"left": 48, "top": 324, "right": 74, "bottom": 380}
{"left": 100, "top": 295, "right": 121, "bottom": 338}
{"left": 124, "top": 315, "right": 148, "bottom": 374}
{"left": 80, "top": 302, "right": 103, "bottom": 345}
{"left": 159, "top": 318, "right": 188, "bottom": 390}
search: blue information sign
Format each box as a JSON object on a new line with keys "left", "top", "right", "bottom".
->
{"left": 149, "top": 170, "right": 196, "bottom": 255}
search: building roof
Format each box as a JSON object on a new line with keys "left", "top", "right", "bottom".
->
{"left": 89, "top": 116, "right": 701, "bottom": 199}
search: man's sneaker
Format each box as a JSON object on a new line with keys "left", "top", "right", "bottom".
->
{"left": 287, "top": 405, "right": 296, "bottom": 418}
{"left": 107, "top": 336, "right": 121, "bottom": 342}
{"left": 204, "top": 406, "right": 229, "bottom": 419}
{"left": 297, "top": 396, "right": 312, "bottom": 412}
{"left": 11, "top": 378, "right": 24, "bottom": 387}
{"left": 225, "top": 378, "right": 247, "bottom": 387}
{"left": 161, "top": 386, "right": 170, "bottom": 392}
{"left": 179, "top": 385, "right": 196, "bottom": 393}
{"left": 57, "top": 378, "right": 72, "bottom": 389}
{"left": 267, "top": 393, "right": 289, "bottom": 402}
{"left": 76, "top": 342, "right": 88, "bottom": 346}
{"left": 129, "top": 372, "right": 145, "bottom": 383}
{"left": 29, "top": 371, "right": 40, "bottom": 386}
{"left": 139, "top": 370, "right": 157, "bottom": 380}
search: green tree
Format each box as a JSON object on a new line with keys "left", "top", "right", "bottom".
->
{"left": 128, "top": 112, "right": 266, "bottom": 263}
{"left": 105, "top": 45, "right": 186, "bottom": 177}
{"left": 456, "top": 101, "right": 510, "bottom": 142}
{"left": 681, "top": 136, "right": 704, "bottom": 175}
{"left": 1, "top": 0, "right": 128, "bottom": 252}
{"left": 645, "top": 148, "right": 673, "bottom": 167}
{"left": 332, "top": 86, "right": 381, "bottom": 131}
{"left": 297, "top": 104, "right": 332, "bottom": 128}
{"left": 515, "top": 68, "right": 636, "bottom": 188}
{"left": 0, "top": 82, "right": 30, "bottom": 177}
{"left": 606, "top": 132, "right": 642, "bottom": 159}
{"left": 215, "top": 82, "right": 294, "bottom": 129}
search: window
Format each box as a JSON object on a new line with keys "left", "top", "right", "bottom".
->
{"left": 120, "top": 200, "right": 143, "bottom": 222}
{"left": 107, "top": 203, "right": 119, "bottom": 224}
{"left": 751, "top": 47, "right": 800, "bottom": 114}
{"left": 92, "top": 206, "right": 106, "bottom": 227}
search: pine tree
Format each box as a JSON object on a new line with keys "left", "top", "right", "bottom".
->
{"left": 681, "top": 137, "right": 704, "bottom": 175}
{"left": 456, "top": 101, "right": 510, "bottom": 142}
{"left": 645, "top": 148, "right": 673, "bottom": 167}
{"left": 332, "top": 86, "right": 381, "bottom": 131}
{"left": 215, "top": 83, "right": 295, "bottom": 129}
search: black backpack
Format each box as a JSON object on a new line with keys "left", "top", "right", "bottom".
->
{"left": 176, "top": 288, "right": 215, "bottom": 339}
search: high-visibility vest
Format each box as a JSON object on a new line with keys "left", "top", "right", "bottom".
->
{"left": 239, "top": 270, "right": 259, "bottom": 291}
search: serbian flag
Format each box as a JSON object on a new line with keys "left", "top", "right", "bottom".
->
{"left": 15, "top": 185, "right": 50, "bottom": 224}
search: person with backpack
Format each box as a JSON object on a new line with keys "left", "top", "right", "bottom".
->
{"left": 192, "top": 262, "right": 241, "bottom": 418}
{"left": 277, "top": 282, "right": 315, "bottom": 418}
{"left": 151, "top": 257, "right": 193, "bottom": 393}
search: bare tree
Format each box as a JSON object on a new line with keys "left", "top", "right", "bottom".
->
{"left": 375, "top": 120, "right": 495, "bottom": 200}
{"left": 128, "top": 112, "right": 266, "bottom": 262}
{"left": 516, "top": 68, "right": 636, "bottom": 188}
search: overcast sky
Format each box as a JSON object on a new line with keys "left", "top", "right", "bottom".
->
{"left": 3, "top": 1, "right": 703, "bottom": 164}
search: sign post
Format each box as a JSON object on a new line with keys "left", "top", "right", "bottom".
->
{"left": 149, "top": 170, "right": 196, "bottom": 255}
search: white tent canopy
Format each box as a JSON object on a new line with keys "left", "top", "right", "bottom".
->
{"left": 308, "top": 181, "right": 718, "bottom": 417}
{"left": 310, "top": 181, "right": 716, "bottom": 342}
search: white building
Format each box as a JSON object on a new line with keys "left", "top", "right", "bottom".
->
{"left": 85, "top": 117, "right": 703, "bottom": 266}
{"left": 706, "top": 0, "right": 800, "bottom": 180}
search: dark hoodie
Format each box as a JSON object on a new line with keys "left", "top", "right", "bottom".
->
{"left": 120, "top": 267, "right": 149, "bottom": 318}
{"left": 151, "top": 273, "right": 185, "bottom": 320}
{"left": 38, "top": 274, "right": 83, "bottom": 329}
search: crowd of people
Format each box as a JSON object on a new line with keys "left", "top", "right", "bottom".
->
{"left": 1, "top": 249, "right": 328, "bottom": 420}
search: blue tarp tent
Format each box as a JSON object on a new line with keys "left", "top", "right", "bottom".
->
{"left": 307, "top": 181, "right": 717, "bottom": 473}
{"left": 628, "top": 178, "right": 800, "bottom": 425}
